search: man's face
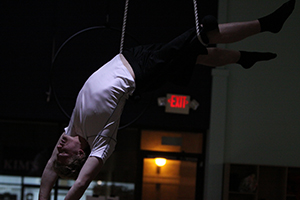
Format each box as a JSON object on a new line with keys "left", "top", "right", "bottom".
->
{"left": 56, "top": 134, "right": 81, "bottom": 164}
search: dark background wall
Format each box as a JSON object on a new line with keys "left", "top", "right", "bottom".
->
{"left": 1, "top": 0, "right": 218, "bottom": 131}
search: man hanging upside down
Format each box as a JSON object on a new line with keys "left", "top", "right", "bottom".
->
{"left": 39, "top": 1, "right": 295, "bottom": 199}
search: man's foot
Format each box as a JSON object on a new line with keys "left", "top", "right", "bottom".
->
{"left": 258, "top": 0, "right": 295, "bottom": 33}
{"left": 237, "top": 51, "right": 277, "bottom": 69}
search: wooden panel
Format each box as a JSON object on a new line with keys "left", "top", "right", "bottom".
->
{"left": 140, "top": 130, "right": 203, "bottom": 154}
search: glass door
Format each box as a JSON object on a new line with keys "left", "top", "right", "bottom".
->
{"left": 139, "top": 130, "right": 204, "bottom": 200}
{"left": 142, "top": 158, "right": 198, "bottom": 200}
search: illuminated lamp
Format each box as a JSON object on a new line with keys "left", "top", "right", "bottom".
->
{"left": 155, "top": 157, "right": 167, "bottom": 167}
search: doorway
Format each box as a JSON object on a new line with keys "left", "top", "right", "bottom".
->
{"left": 139, "top": 130, "right": 205, "bottom": 200}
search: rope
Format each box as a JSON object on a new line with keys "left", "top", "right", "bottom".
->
{"left": 193, "top": 0, "right": 203, "bottom": 43}
{"left": 120, "top": 0, "right": 129, "bottom": 54}
{"left": 193, "top": 0, "right": 200, "bottom": 39}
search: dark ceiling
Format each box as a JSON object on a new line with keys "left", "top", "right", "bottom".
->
{"left": 1, "top": 0, "right": 218, "bottom": 131}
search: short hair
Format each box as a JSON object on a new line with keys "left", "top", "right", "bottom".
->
{"left": 53, "top": 148, "right": 90, "bottom": 179}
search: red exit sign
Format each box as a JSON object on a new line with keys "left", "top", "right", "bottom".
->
{"left": 165, "top": 94, "right": 190, "bottom": 114}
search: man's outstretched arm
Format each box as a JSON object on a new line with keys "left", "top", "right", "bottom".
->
{"left": 39, "top": 158, "right": 58, "bottom": 200}
{"left": 64, "top": 156, "right": 103, "bottom": 200}
{"left": 39, "top": 134, "right": 64, "bottom": 200}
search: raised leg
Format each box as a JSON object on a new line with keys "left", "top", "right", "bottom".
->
{"left": 203, "top": 0, "right": 295, "bottom": 44}
{"left": 208, "top": 20, "right": 260, "bottom": 44}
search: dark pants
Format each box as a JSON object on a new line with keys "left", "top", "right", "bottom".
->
{"left": 123, "top": 27, "right": 207, "bottom": 93}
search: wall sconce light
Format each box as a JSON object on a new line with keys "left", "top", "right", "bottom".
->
{"left": 155, "top": 157, "right": 167, "bottom": 167}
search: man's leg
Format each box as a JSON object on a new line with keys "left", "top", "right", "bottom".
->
{"left": 208, "top": 21, "right": 260, "bottom": 44}
{"left": 205, "top": 0, "right": 295, "bottom": 44}
{"left": 197, "top": 0, "right": 295, "bottom": 69}
{"left": 197, "top": 48, "right": 277, "bottom": 69}
{"left": 197, "top": 48, "right": 240, "bottom": 67}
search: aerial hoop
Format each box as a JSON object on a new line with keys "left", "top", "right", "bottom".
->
{"left": 50, "top": 0, "right": 202, "bottom": 128}
{"left": 50, "top": 26, "right": 107, "bottom": 119}
{"left": 50, "top": 26, "right": 143, "bottom": 130}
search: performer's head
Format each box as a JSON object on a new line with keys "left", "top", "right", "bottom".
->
{"left": 53, "top": 134, "right": 90, "bottom": 179}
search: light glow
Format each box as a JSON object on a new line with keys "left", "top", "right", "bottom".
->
{"left": 97, "top": 180, "right": 102, "bottom": 185}
{"left": 155, "top": 158, "right": 167, "bottom": 167}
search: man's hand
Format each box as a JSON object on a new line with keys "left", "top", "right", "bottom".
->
{"left": 64, "top": 156, "right": 103, "bottom": 200}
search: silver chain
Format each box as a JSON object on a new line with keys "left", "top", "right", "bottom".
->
{"left": 120, "top": 0, "right": 129, "bottom": 54}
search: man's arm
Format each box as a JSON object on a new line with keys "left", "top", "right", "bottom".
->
{"left": 39, "top": 158, "right": 58, "bottom": 200}
{"left": 39, "top": 133, "right": 64, "bottom": 200}
{"left": 65, "top": 156, "right": 103, "bottom": 200}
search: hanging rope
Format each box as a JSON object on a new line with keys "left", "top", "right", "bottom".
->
{"left": 193, "top": 0, "right": 200, "bottom": 39}
{"left": 193, "top": 0, "right": 202, "bottom": 43}
{"left": 120, "top": 0, "right": 129, "bottom": 54}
